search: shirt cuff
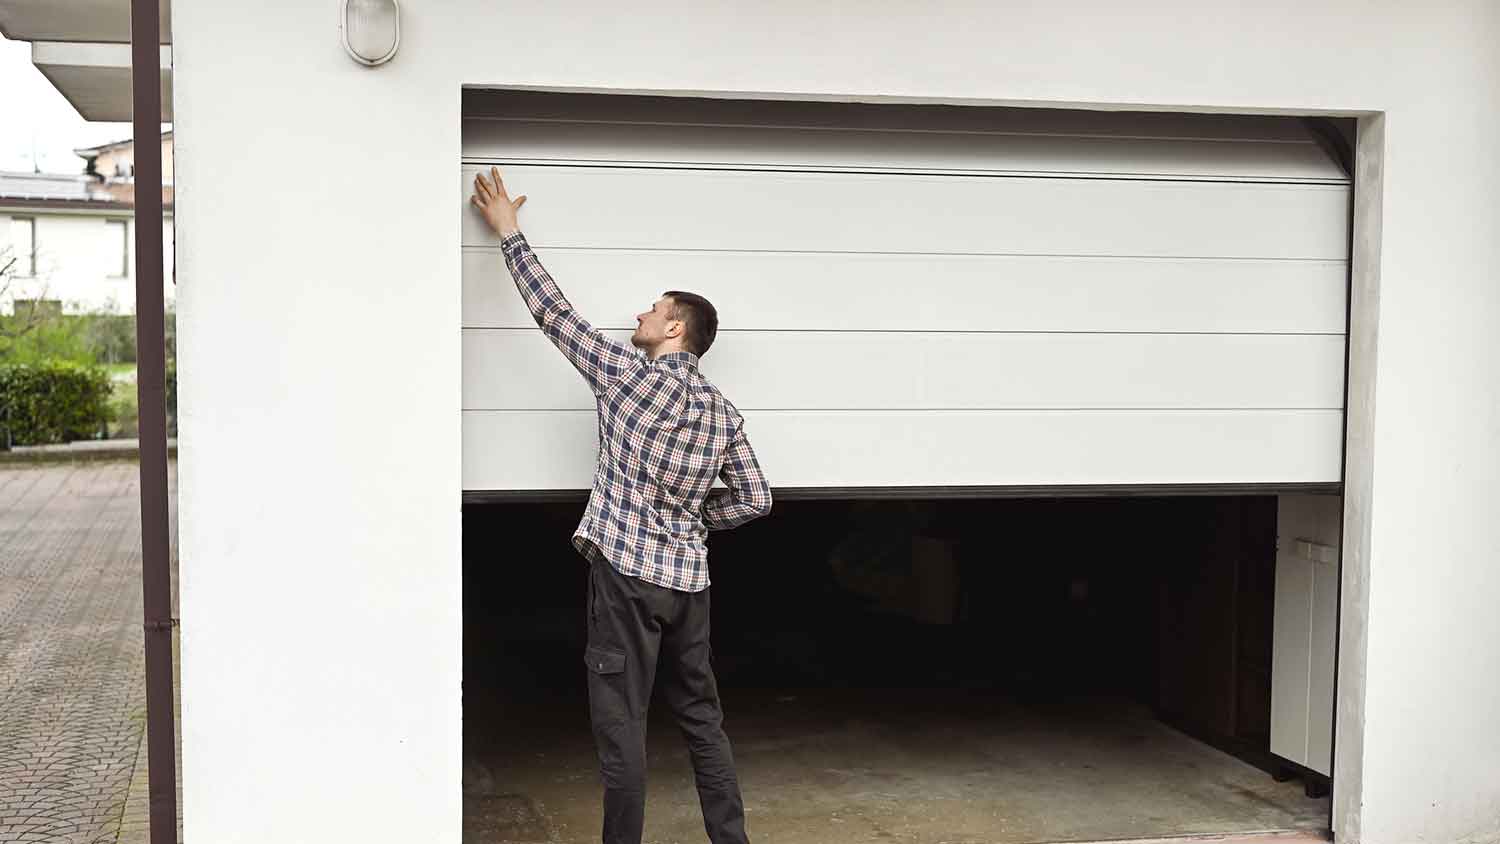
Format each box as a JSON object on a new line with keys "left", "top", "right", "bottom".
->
{"left": 500, "top": 230, "right": 526, "bottom": 251}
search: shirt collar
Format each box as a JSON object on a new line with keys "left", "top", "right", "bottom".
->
{"left": 654, "top": 350, "right": 699, "bottom": 370}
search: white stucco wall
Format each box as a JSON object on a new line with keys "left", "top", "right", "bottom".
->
{"left": 172, "top": 2, "right": 1500, "bottom": 842}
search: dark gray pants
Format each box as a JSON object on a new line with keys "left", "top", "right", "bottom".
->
{"left": 585, "top": 559, "right": 749, "bottom": 844}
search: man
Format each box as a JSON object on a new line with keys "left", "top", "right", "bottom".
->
{"left": 471, "top": 168, "right": 773, "bottom": 844}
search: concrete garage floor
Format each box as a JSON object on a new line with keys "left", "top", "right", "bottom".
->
{"left": 463, "top": 684, "right": 1328, "bottom": 844}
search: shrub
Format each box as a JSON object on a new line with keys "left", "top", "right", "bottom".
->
{"left": 81, "top": 312, "right": 138, "bottom": 364}
{"left": 104, "top": 363, "right": 176, "bottom": 440}
{"left": 0, "top": 362, "right": 112, "bottom": 447}
{"left": 165, "top": 358, "right": 177, "bottom": 437}
{"left": 0, "top": 309, "right": 94, "bottom": 365}
{"left": 107, "top": 378, "right": 139, "bottom": 439}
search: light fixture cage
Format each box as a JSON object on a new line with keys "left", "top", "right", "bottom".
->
{"left": 340, "top": 0, "right": 401, "bottom": 67}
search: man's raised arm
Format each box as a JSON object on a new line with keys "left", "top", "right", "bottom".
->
{"left": 471, "top": 167, "right": 634, "bottom": 398}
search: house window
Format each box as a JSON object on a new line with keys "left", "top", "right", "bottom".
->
{"left": 10, "top": 217, "right": 36, "bottom": 277}
{"left": 108, "top": 219, "right": 130, "bottom": 277}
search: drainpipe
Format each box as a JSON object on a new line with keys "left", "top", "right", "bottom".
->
{"left": 131, "top": 1, "right": 178, "bottom": 841}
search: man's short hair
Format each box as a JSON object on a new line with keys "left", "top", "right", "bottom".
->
{"left": 663, "top": 290, "right": 718, "bottom": 357}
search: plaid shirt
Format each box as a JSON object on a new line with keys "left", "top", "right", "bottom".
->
{"left": 501, "top": 231, "right": 773, "bottom": 592}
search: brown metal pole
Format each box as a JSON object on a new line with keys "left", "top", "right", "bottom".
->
{"left": 130, "top": 1, "right": 178, "bottom": 841}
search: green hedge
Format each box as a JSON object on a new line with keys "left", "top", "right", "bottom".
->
{"left": 0, "top": 362, "right": 111, "bottom": 447}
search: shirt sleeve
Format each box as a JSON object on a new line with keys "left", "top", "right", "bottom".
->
{"left": 701, "top": 418, "right": 773, "bottom": 531}
{"left": 501, "top": 230, "right": 637, "bottom": 398}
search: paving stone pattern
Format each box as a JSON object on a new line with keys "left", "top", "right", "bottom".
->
{"left": 0, "top": 462, "right": 181, "bottom": 843}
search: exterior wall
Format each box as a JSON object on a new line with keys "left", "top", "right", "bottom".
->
{"left": 172, "top": 2, "right": 1500, "bottom": 843}
{"left": 3, "top": 210, "right": 175, "bottom": 313}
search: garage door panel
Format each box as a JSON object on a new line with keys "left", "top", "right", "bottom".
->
{"left": 460, "top": 100, "right": 1349, "bottom": 492}
{"left": 462, "top": 119, "right": 1345, "bottom": 182}
{"left": 460, "top": 165, "right": 1349, "bottom": 259}
{"left": 462, "top": 248, "right": 1348, "bottom": 334}
{"left": 463, "top": 330, "right": 1345, "bottom": 411}
{"left": 462, "top": 408, "right": 1344, "bottom": 490}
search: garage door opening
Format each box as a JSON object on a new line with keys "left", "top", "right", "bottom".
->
{"left": 463, "top": 493, "right": 1336, "bottom": 843}
{"left": 460, "top": 88, "right": 1352, "bottom": 842}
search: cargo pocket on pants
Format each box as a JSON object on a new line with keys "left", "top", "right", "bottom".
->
{"left": 585, "top": 644, "right": 632, "bottom": 776}
{"left": 586, "top": 644, "right": 629, "bottom": 726}
{"left": 585, "top": 644, "right": 626, "bottom": 676}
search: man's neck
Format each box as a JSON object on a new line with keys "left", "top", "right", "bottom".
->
{"left": 648, "top": 345, "right": 686, "bottom": 360}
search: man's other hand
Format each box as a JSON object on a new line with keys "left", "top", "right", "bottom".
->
{"left": 471, "top": 166, "right": 527, "bottom": 237}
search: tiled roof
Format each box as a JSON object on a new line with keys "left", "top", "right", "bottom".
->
{"left": 0, "top": 171, "right": 113, "bottom": 203}
{"left": 73, "top": 131, "right": 174, "bottom": 159}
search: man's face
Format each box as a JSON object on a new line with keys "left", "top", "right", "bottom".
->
{"left": 631, "top": 296, "right": 681, "bottom": 350}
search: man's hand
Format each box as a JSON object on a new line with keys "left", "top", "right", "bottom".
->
{"left": 470, "top": 166, "right": 527, "bottom": 237}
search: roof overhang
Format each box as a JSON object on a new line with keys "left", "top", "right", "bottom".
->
{"left": 30, "top": 41, "right": 172, "bottom": 122}
{"left": 1, "top": 1, "right": 172, "bottom": 123}
{"left": 0, "top": 0, "right": 170, "bottom": 44}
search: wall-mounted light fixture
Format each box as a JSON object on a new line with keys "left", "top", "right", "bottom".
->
{"left": 340, "top": 0, "right": 400, "bottom": 67}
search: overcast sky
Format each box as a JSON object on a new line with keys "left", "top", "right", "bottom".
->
{"left": 1, "top": 34, "right": 171, "bottom": 175}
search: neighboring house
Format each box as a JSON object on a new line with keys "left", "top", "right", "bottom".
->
{"left": 1, "top": 132, "right": 174, "bottom": 315}
{"left": 75, "top": 130, "right": 175, "bottom": 204}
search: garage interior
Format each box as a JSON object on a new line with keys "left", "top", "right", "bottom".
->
{"left": 462, "top": 493, "right": 1334, "bottom": 844}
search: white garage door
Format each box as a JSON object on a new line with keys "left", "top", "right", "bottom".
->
{"left": 461, "top": 91, "right": 1349, "bottom": 495}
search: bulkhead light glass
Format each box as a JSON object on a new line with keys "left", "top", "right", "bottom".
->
{"left": 341, "top": 0, "right": 400, "bottom": 66}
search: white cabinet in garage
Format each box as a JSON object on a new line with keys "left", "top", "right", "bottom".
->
{"left": 460, "top": 91, "right": 1351, "bottom": 493}
{"left": 1271, "top": 493, "right": 1341, "bottom": 776}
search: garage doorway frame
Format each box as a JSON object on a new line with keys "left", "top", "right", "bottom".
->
{"left": 458, "top": 82, "right": 1384, "bottom": 844}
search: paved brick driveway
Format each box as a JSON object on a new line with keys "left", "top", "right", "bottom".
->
{"left": 0, "top": 461, "right": 181, "bottom": 843}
